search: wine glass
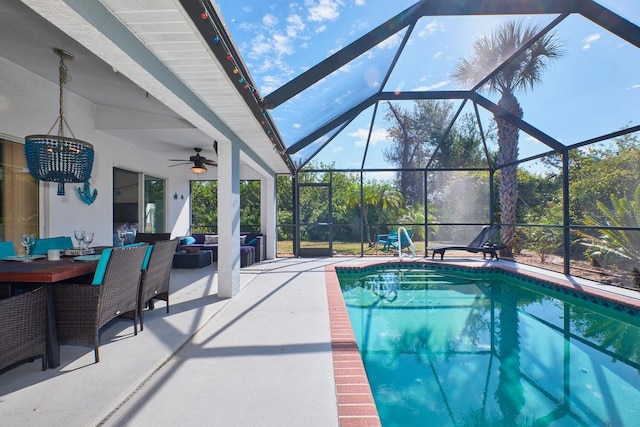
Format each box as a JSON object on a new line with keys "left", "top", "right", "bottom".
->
{"left": 20, "top": 233, "right": 36, "bottom": 261}
{"left": 83, "top": 232, "right": 94, "bottom": 250}
{"left": 73, "top": 230, "right": 85, "bottom": 248}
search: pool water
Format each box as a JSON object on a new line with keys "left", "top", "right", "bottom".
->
{"left": 338, "top": 266, "right": 640, "bottom": 427}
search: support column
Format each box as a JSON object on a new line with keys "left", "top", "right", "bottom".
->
{"left": 261, "top": 174, "right": 277, "bottom": 260}
{"left": 217, "top": 140, "right": 240, "bottom": 298}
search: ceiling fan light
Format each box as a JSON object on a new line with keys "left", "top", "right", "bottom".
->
{"left": 191, "top": 164, "right": 207, "bottom": 174}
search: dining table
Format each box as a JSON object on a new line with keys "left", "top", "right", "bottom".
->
{"left": 0, "top": 256, "right": 100, "bottom": 368}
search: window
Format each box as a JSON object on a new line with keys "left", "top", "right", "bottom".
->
{"left": 0, "top": 139, "right": 38, "bottom": 251}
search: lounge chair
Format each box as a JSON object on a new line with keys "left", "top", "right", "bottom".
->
{"left": 429, "top": 226, "right": 505, "bottom": 260}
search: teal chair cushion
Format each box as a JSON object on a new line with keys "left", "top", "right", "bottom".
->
{"left": 0, "top": 241, "right": 16, "bottom": 259}
{"left": 142, "top": 245, "right": 153, "bottom": 270}
{"left": 92, "top": 243, "right": 147, "bottom": 285}
{"left": 31, "top": 236, "right": 73, "bottom": 255}
{"left": 92, "top": 248, "right": 112, "bottom": 285}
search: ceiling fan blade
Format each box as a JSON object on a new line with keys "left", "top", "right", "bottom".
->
{"left": 168, "top": 162, "right": 191, "bottom": 167}
{"left": 169, "top": 159, "right": 189, "bottom": 162}
{"left": 203, "top": 159, "right": 217, "bottom": 166}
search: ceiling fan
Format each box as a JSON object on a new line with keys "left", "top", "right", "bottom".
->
{"left": 169, "top": 147, "right": 217, "bottom": 174}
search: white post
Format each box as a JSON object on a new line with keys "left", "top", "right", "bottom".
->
{"left": 261, "top": 175, "right": 277, "bottom": 260}
{"left": 217, "top": 140, "right": 241, "bottom": 298}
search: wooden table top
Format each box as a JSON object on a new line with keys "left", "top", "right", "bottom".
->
{"left": 0, "top": 257, "right": 98, "bottom": 283}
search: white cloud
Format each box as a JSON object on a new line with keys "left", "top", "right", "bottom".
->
{"left": 287, "top": 14, "right": 305, "bottom": 37}
{"left": 350, "top": 127, "right": 387, "bottom": 147}
{"left": 582, "top": 33, "right": 601, "bottom": 50}
{"left": 332, "top": 145, "right": 343, "bottom": 153}
{"left": 419, "top": 20, "right": 445, "bottom": 39}
{"left": 316, "top": 24, "right": 327, "bottom": 33}
{"left": 413, "top": 80, "right": 450, "bottom": 91}
{"left": 377, "top": 33, "right": 402, "bottom": 50}
{"left": 355, "top": 0, "right": 365, "bottom": 5}
{"left": 249, "top": 34, "right": 272, "bottom": 58}
{"left": 306, "top": 0, "right": 343, "bottom": 22}
{"left": 263, "top": 14, "right": 278, "bottom": 27}
{"left": 433, "top": 51, "right": 443, "bottom": 59}
{"left": 273, "top": 33, "right": 294, "bottom": 55}
{"left": 631, "top": 84, "right": 640, "bottom": 89}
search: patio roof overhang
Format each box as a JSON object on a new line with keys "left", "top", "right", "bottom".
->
{"left": 2, "top": 0, "right": 293, "bottom": 177}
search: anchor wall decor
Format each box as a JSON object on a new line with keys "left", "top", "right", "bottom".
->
{"left": 77, "top": 180, "right": 98, "bottom": 205}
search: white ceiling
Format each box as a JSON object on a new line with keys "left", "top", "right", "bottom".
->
{"left": 0, "top": 0, "right": 290, "bottom": 175}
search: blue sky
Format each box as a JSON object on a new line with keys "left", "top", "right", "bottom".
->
{"left": 214, "top": 0, "right": 640, "bottom": 172}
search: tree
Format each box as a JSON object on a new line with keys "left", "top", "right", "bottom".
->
{"left": 453, "top": 20, "right": 562, "bottom": 257}
{"left": 576, "top": 184, "right": 640, "bottom": 269}
{"left": 346, "top": 180, "right": 403, "bottom": 246}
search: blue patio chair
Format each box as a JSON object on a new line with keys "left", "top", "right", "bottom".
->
{"left": 31, "top": 236, "right": 73, "bottom": 256}
{"left": 375, "top": 229, "right": 397, "bottom": 252}
{"left": 390, "top": 229, "right": 414, "bottom": 253}
{"left": 0, "top": 241, "right": 16, "bottom": 259}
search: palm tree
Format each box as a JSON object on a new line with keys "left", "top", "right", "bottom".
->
{"left": 347, "top": 181, "right": 403, "bottom": 246}
{"left": 452, "top": 20, "right": 562, "bottom": 257}
{"left": 576, "top": 184, "right": 640, "bottom": 266}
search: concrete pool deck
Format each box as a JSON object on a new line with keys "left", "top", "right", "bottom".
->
{"left": 1, "top": 256, "right": 638, "bottom": 426}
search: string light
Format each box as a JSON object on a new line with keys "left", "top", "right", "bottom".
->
{"left": 198, "top": 0, "right": 292, "bottom": 167}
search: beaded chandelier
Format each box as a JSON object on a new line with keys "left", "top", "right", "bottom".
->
{"left": 25, "top": 48, "right": 94, "bottom": 196}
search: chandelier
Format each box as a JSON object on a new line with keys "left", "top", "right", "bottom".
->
{"left": 24, "top": 48, "right": 94, "bottom": 196}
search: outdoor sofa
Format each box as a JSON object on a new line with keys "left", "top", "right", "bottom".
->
{"left": 178, "top": 233, "right": 264, "bottom": 267}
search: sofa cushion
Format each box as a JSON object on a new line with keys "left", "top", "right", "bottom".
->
{"left": 180, "top": 236, "right": 196, "bottom": 245}
{"left": 191, "top": 234, "right": 206, "bottom": 244}
{"left": 204, "top": 234, "right": 218, "bottom": 244}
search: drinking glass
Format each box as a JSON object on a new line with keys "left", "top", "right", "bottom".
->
{"left": 83, "top": 232, "right": 94, "bottom": 249}
{"left": 20, "top": 233, "right": 36, "bottom": 261}
{"left": 73, "top": 230, "right": 85, "bottom": 248}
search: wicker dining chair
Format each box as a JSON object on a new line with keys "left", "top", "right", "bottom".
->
{"left": 0, "top": 286, "right": 47, "bottom": 372}
{"left": 52, "top": 243, "right": 148, "bottom": 363}
{"left": 138, "top": 238, "right": 179, "bottom": 331}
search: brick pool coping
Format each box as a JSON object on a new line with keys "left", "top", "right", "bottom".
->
{"left": 325, "top": 259, "right": 640, "bottom": 427}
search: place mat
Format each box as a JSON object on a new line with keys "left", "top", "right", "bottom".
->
{"left": 3, "top": 255, "right": 46, "bottom": 261}
{"left": 73, "top": 254, "right": 102, "bottom": 262}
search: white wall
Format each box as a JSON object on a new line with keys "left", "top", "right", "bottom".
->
{"left": 0, "top": 56, "right": 192, "bottom": 246}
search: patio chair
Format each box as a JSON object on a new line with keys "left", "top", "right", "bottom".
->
{"left": 134, "top": 233, "right": 172, "bottom": 245}
{"left": 390, "top": 229, "right": 414, "bottom": 253}
{"left": 52, "top": 243, "right": 148, "bottom": 363}
{"left": 0, "top": 286, "right": 47, "bottom": 372}
{"left": 375, "top": 229, "right": 397, "bottom": 252}
{"left": 428, "top": 225, "right": 505, "bottom": 260}
{"left": 0, "top": 241, "right": 16, "bottom": 259}
{"left": 138, "top": 238, "right": 179, "bottom": 331}
{"left": 31, "top": 236, "right": 73, "bottom": 255}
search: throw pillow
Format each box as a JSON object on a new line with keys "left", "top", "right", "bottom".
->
{"left": 240, "top": 235, "right": 246, "bottom": 245}
{"left": 180, "top": 236, "right": 196, "bottom": 245}
{"left": 204, "top": 234, "right": 218, "bottom": 244}
{"left": 248, "top": 238, "right": 257, "bottom": 246}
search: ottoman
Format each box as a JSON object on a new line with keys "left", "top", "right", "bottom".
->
{"left": 172, "top": 250, "right": 212, "bottom": 269}
{"left": 240, "top": 246, "right": 255, "bottom": 267}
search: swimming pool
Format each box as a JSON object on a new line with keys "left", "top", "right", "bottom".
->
{"left": 337, "top": 264, "right": 640, "bottom": 427}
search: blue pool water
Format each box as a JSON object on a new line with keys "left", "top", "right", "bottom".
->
{"left": 338, "top": 265, "right": 640, "bottom": 427}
